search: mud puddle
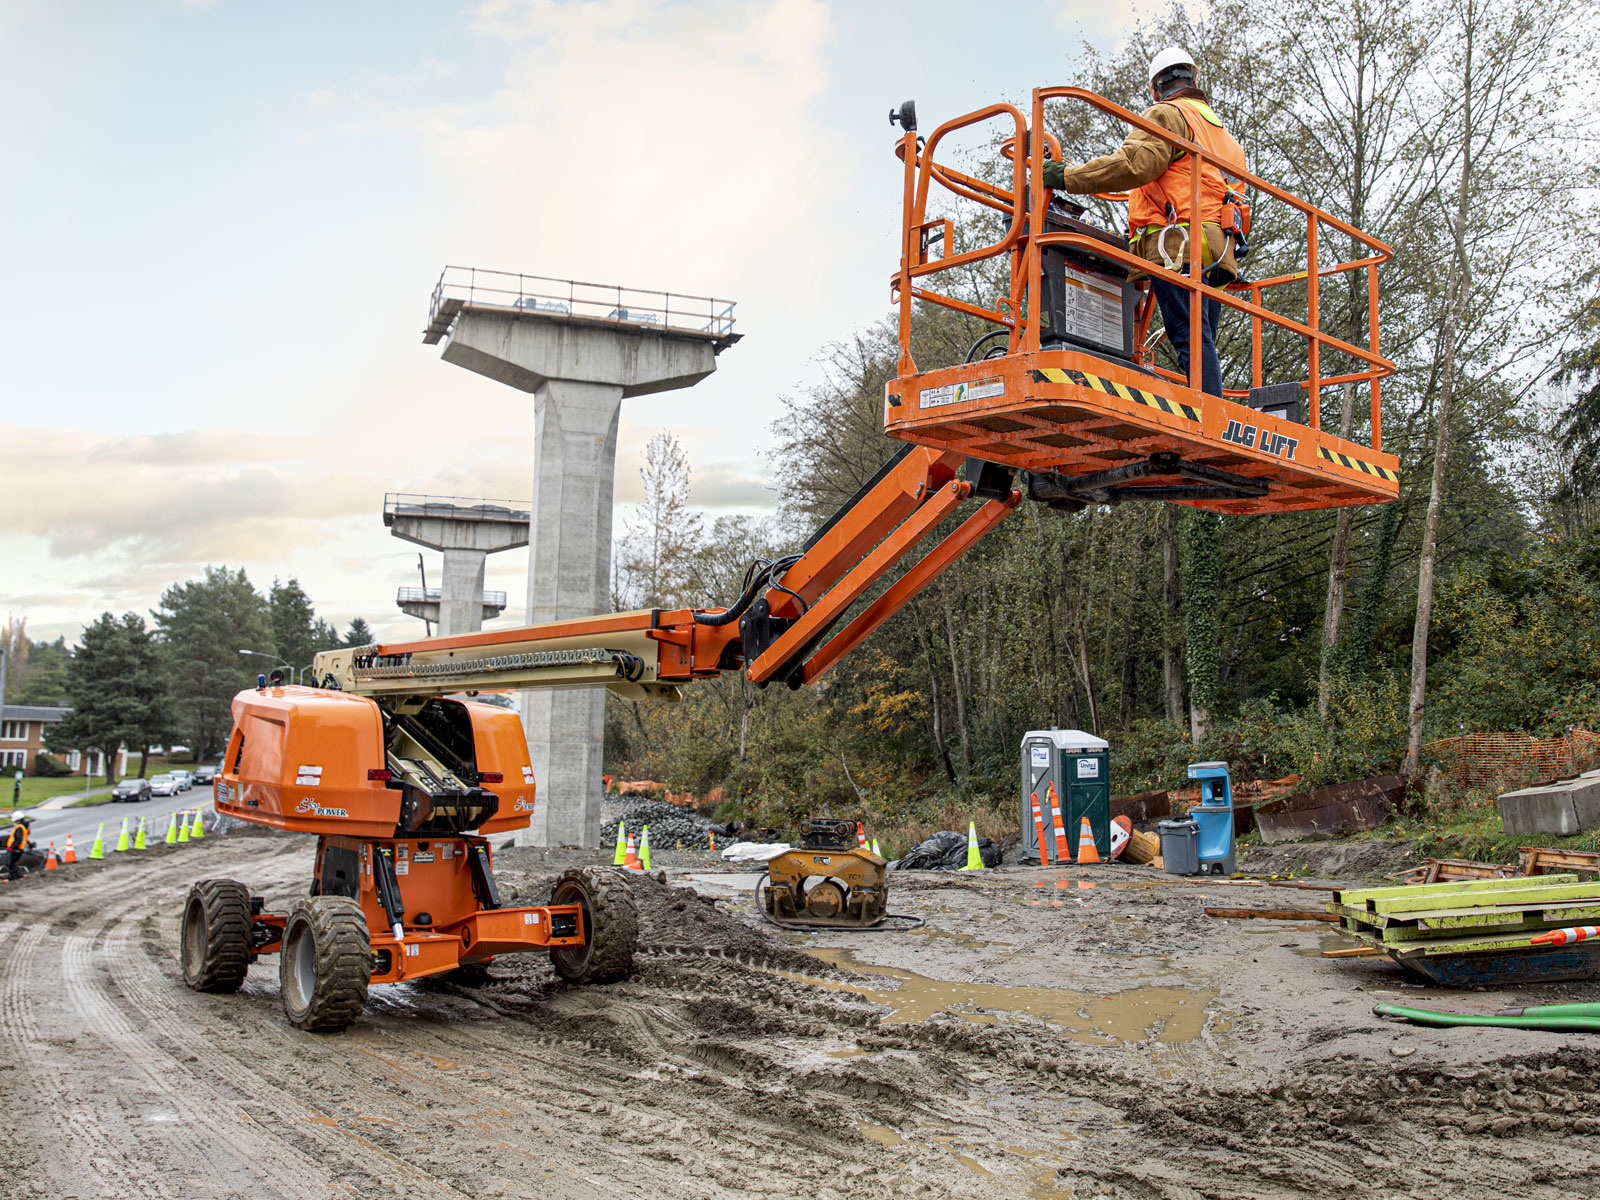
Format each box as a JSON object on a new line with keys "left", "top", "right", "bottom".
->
{"left": 794, "top": 946, "right": 1215, "bottom": 1044}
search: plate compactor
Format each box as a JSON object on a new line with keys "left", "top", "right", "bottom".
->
{"left": 756, "top": 818, "right": 891, "bottom": 930}
{"left": 180, "top": 684, "right": 637, "bottom": 1032}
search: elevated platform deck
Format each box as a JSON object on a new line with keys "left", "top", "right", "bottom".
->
{"left": 887, "top": 350, "right": 1396, "bottom": 514}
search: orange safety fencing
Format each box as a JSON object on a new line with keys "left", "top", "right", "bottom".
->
{"left": 1422, "top": 730, "right": 1599, "bottom": 791}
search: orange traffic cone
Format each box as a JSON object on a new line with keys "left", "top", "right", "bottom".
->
{"left": 62, "top": 835, "right": 77, "bottom": 865}
{"left": 1030, "top": 792, "right": 1049, "bottom": 867}
{"left": 856, "top": 822, "right": 868, "bottom": 850}
{"left": 709, "top": 829, "right": 716, "bottom": 853}
{"left": 1045, "top": 783, "right": 1072, "bottom": 864}
{"left": 1076, "top": 816, "right": 1101, "bottom": 864}
{"left": 622, "top": 831, "right": 642, "bottom": 870}
{"left": 44, "top": 841, "right": 59, "bottom": 870}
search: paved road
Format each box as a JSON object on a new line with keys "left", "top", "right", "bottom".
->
{"left": 20, "top": 784, "right": 215, "bottom": 850}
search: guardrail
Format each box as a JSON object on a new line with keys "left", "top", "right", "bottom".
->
{"left": 383, "top": 493, "right": 531, "bottom": 523}
{"left": 396, "top": 588, "right": 509, "bottom": 608}
{"left": 424, "top": 267, "right": 737, "bottom": 346}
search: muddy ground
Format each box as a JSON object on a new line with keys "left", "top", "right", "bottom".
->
{"left": 2, "top": 829, "right": 1597, "bottom": 1199}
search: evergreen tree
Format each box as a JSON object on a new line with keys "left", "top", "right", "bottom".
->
{"left": 153, "top": 566, "right": 272, "bottom": 758}
{"left": 268, "top": 577, "right": 319, "bottom": 678}
{"left": 343, "top": 617, "right": 375, "bottom": 648}
{"left": 47, "top": 613, "right": 168, "bottom": 781}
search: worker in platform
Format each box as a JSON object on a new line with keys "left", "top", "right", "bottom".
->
{"left": 1042, "top": 47, "right": 1247, "bottom": 398}
{"left": 5, "top": 814, "right": 32, "bottom": 881}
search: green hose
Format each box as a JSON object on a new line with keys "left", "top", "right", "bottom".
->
{"left": 1494, "top": 1001, "right": 1600, "bottom": 1018}
{"left": 1373, "top": 1002, "right": 1600, "bottom": 1032}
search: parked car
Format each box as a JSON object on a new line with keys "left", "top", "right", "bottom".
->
{"left": 111, "top": 778, "right": 152, "bottom": 803}
{"left": 169, "top": 769, "right": 193, "bottom": 791}
{"left": 192, "top": 763, "right": 218, "bottom": 785}
{"left": 148, "top": 774, "right": 180, "bottom": 797}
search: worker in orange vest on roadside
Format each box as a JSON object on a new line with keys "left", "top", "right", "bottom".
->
{"left": 6, "top": 814, "right": 33, "bottom": 881}
{"left": 1042, "top": 47, "right": 1248, "bottom": 399}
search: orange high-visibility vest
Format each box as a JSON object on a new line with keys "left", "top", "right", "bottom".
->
{"left": 1128, "top": 98, "right": 1246, "bottom": 236}
{"left": 5, "top": 825, "right": 26, "bottom": 852}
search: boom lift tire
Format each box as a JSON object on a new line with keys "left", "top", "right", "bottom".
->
{"left": 549, "top": 867, "right": 637, "bottom": 985}
{"left": 180, "top": 879, "right": 252, "bottom": 993}
{"left": 278, "top": 896, "right": 372, "bottom": 1032}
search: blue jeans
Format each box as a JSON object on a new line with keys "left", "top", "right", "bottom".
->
{"left": 1150, "top": 272, "right": 1223, "bottom": 398}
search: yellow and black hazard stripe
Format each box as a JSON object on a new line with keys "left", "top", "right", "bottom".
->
{"left": 1318, "top": 445, "right": 1398, "bottom": 483}
{"left": 1030, "top": 367, "right": 1200, "bottom": 423}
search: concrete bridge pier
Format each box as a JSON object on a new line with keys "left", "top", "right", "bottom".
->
{"left": 384, "top": 496, "right": 530, "bottom": 637}
{"left": 427, "top": 281, "right": 737, "bottom": 848}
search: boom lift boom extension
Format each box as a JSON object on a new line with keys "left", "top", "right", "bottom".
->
{"left": 313, "top": 446, "right": 1020, "bottom": 700}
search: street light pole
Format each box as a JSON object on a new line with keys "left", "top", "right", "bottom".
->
{"left": 238, "top": 649, "right": 296, "bottom": 684}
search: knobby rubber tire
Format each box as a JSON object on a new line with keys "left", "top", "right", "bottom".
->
{"left": 278, "top": 896, "right": 370, "bottom": 1032}
{"left": 180, "top": 879, "right": 252, "bottom": 993}
{"left": 549, "top": 867, "right": 638, "bottom": 985}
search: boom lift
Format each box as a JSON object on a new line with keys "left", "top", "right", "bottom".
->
{"left": 180, "top": 88, "right": 1396, "bottom": 1030}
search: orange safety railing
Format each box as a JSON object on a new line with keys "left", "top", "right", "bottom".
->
{"left": 893, "top": 88, "right": 1396, "bottom": 450}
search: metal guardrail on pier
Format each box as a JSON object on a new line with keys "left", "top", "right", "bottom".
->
{"left": 396, "top": 587, "right": 509, "bottom": 609}
{"left": 382, "top": 493, "right": 531, "bottom": 525}
{"left": 423, "top": 266, "right": 737, "bottom": 347}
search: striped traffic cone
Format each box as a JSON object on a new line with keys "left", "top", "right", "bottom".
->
{"left": 708, "top": 829, "right": 716, "bottom": 853}
{"left": 622, "top": 831, "right": 641, "bottom": 870}
{"left": 1030, "top": 791, "right": 1050, "bottom": 867}
{"left": 640, "top": 825, "right": 651, "bottom": 871}
{"left": 959, "top": 822, "right": 982, "bottom": 871}
{"left": 114, "top": 819, "right": 130, "bottom": 853}
{"left": 1045, "top": 783, "right": 1072, "bottom": 864}
{"left": 62, "top": 835, "right": 77, "bottom": 865}
{"left": 856, "top": 822, "right": 868, "bottom": 850}
{"left": 190, "top": 807, "right": 204, "bottom": 839}
{"left": 134, "top": 816, "right": 147, "bottom": 850}
{"left": 612, "top": 821, "right": 627, "bottom": 866}
{"left": 88, "top": 823, "right": 105, "bottom": 860}
{"left": 44, "top": 841, "right": 59, "bottom": 870}
{"left": 163, "top": 813, "right": 178, "bottom": 846}
{"left": 178, "top": 811, "right": 191, "bottom": 844}
{"left": 1531, "top": 925, "right": 1600, "bottom": 946}
{"left": 1075, "top": 816, "right": 1101, "bottom": 864}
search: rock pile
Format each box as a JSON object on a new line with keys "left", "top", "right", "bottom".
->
{"left": 599, "top": 798, "right": 714, "bottom": 850}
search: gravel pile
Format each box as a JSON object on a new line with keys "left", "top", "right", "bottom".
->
{"left": 599, "top": 799, "right": 713, "bottom": 850}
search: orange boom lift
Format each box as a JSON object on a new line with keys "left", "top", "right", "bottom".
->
{"left": 181, "top": 87, "right": 1395, "bottom": 1030}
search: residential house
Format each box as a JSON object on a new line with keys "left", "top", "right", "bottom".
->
{"left": 0, "top": 704, "right": 129, "bottom": 777}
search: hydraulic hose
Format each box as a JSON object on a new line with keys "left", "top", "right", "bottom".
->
{"left": 1373, "top": 1002, "right": 1600, "bottom": 1033}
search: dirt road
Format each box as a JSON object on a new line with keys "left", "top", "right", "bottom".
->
{"left": 2, "top": 830, "right": 1597, "bottom": 1199}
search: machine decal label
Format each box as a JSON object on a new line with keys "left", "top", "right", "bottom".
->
{"left": 520, "top": 765, "right": 535, "bottom": 784}
{"left": 215, "top": 782, "right": 232, "bottom": 802}
{"left": 395, "top": 862, "right": 409, "bottom": 875}
{"left": 1077, "top": 758, "right": 1100, "bottom": 779}
{"left": 513, "top": 796, "right": 536, "bottom": 812}
{"left": 413, "top": 851, "right": 435, "bottom": 864}
{"left": 1031, "top": 746, "right": 1049, "bottom": 767}
{"left": 1317, "top": 444, "right": 1396, "bottom": 482}
{"left": 440, "top": 843, "right": 454, "bottom": 859}
{"left": 1031, "top": 367, "right": 1201, "bottom": 422}
{"left": 294, "top": 798, "right": 348, "bottom": 818}
{"left": 523, "top": 912, "right": 540, "bottom": 925}
{"left": 1223, "top": 418, "right": 1298, "bottom": 461}
{"left": 811, "top": 856, "right": 832, "bottom": 865}
{"left": 919, "top": 376, "right": 1003, "bottom": 409}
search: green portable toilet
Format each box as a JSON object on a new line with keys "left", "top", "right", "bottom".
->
{"left": 1020, "top": 729, "right": 1111, "bottom": 863}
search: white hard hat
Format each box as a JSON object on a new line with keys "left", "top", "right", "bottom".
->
{"left": 1148, "top": 46, "right": 1197, "bottom": 85}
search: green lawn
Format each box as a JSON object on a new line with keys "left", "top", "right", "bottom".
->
{"left": 0, "top": 776, "right": 108, "bottom": 810}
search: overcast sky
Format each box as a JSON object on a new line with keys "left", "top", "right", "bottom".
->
{"left": 0, "top": 0, "right": 1143, "bottom": 645}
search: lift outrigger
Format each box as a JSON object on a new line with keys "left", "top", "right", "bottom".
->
{"left": 182, "top": 87, "right": 1398, "bottom": 1030}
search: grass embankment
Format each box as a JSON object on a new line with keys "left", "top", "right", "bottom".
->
{"left": 0, "top": 777, "right": 108, "bottom": 810}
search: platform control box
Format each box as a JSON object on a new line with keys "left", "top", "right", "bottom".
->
{"left": 1021, "top": 728, "right": 1110, "bottom": 864}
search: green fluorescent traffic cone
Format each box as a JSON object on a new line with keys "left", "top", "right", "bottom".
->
{"left": 871, "top": 838, "right": 881, "bottom": 856}
{"left": 959, "top": 821, "right": 982, "bottom": 871}
{"left": 88, "top": 823, "right": 105, "bottom": 860}
{"left": 640, "top": 824, "right": 651, "bottom": 871}
{"left": 134, "top": 816, "right": 147, "bottom": 850}
{"left": 190, "top": 807, "right": 204, "bottom": 839}
{"left": 177, "top": 810, "right": 191, "bottom": 844}
{"left": 164, "top": 812, "right": 178, "bottom": 845}
{"left": 612, "top": 820, "right": 627, "bottom": 866}
{"left": 113, "top": 818, "right": 130, "bottom": 853}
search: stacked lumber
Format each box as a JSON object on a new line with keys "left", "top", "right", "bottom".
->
{"left": 1328, "top": 873, "right": 1600, "bottom": 961}
{"left": 1519, "top": 846, "right": 1600, "bottom": 877}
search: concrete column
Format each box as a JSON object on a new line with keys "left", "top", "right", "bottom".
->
{"left": 434, "top": 298, "right": 735, "bottom": 849}
{"left": 386, "top": 497, "right": 528, "bottom": 638}
{"left": 439, "top": 548, "right": 489, "bottom": 638}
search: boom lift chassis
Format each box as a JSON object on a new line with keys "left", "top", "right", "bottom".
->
{"left": 180, "top": 86, "right": 1395, "bottom": 1032}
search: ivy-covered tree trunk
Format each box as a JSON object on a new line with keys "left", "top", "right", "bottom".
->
{"left": 1338, "top": 499, "right": 1402, "bottom": 675}
{"left": 1182, "top": 511, "right": 1224, "bottom": 743}
{"left": 1162, "top": 505, "right": 1186, "bottom": 729}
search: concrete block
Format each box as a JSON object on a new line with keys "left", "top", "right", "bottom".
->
{"left": 1497, "top": 775, "right": 1600, "bottom": 836}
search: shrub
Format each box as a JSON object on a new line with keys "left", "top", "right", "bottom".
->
{"left": 33, "top": 752, "right": 72, "bottom": 778}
